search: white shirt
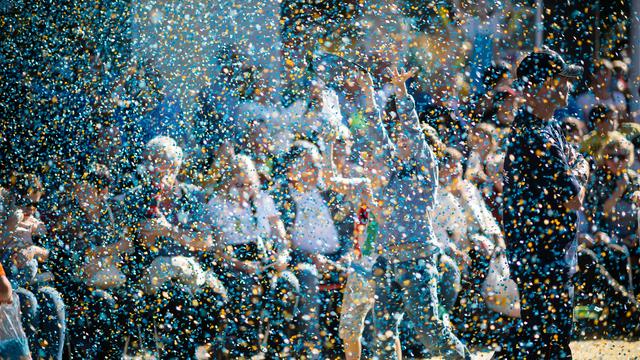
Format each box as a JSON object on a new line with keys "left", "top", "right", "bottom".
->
{"left": 433, "top": 191, "right": 468, "bottom": 249}
{"left": 290, "top": 188, "right": 340, "bottom": 255}
{"left": 208, "top": 190, "right": 278, "bottom": 245}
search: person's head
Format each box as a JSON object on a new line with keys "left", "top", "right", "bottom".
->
{"left": 514, "top": 48, "right": 582, "bottom": 111}
{"left": 493, "top": 88, "right": 518, "bottom": 125}
{"left": 438, "top": 147, "right": 464, "bottom": 184}
{"left": 599, "top": 132, "right": 634, "bottom": 174}
{"left": 75, "top": 164, "right": 112, "bottom": 210}
{"left": 562, "top": 116, "right": 586, "bottom": 145}
{"left": 485, "top": 153, "right": 505, "bottom": 188}
{"left": 248, "top": 117, "right": 272, "bottom": 155}
{"left": 469, "top": 122, "right": 497, "bottom": 154}
{"left": 226, "top": 154, "right": 260, "bottom": 202}
{"left": 142, "top": 136, "right": 184, "bottom": 186}
{"left": 11, "top": 172, "right": 44, "bottom": 217}
{"left": 285, "top": 140, "right": 323, "bottom": 191}
{"left": 588, "top": 104, "right": 617, "bottom": 133}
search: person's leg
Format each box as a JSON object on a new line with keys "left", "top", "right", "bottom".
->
{"left": 34, "top": 285, "right": 66, "bottom": 360}
{"left": 372, "top": 257, "right": 404, "bottom": 360}
{"left": 339, "top": 272, "right": 373, "bottom": 360}
{"left": 60, "top": 283, "right": 93, "bottom": 359}
{"left": 264, "top": 270, "right": 299, "bottom": 358}
{"left": 220, "top": 269, "right": 263, "bottom": 358}
{"left": 292, "top": 263, "right": 321, "bottom": 359}
{"left": 318, "top": 279, "right": 345, "bottom": 359}
{"left": 397, "top": 257, "right": 469, "bottom": 360}
{"left": 153, "top": 282, "right": 199, "bottom": 359}
{"left": 507, "top": 273, "right": 572, "bottom": 360}
{"left": 543, "top": 278, "right": 574, "bottom": 360}
{"left": 14, "top": 288, "right": 38, "bottom": 357}
{"left": 88, "top": 289, "right": 125, "bottom": 359}
{"left": 196, "top": 274, "right": 228, "bottom": 353}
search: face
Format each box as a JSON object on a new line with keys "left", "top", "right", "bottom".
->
{"left": 229, "top": 166, "right": 258, "bottom": 202}
{"left": 146, "top": 155, "right": 177, "bottom": 187}
{"left": 603, "top": 148, "right": 631, "bottom": 174}
{"left": 391, "top": 131, "right": 413, "bottom": 162}
{"left": 249, "top": 121, "right": 272, "bottom": 155}
{"left": 550, "top": 76, "right": 572, "bottom": 108}
{"left": 497, "top": 96, "right": 517, "bottom": 125}
{"left": 287, "top": 151, "right": 322, "bottom": 189}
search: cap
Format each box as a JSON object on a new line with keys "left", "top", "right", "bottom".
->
{"left": 515, "top": 47, "right": 583, "bottom": 90}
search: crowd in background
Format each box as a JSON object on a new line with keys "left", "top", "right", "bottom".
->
{"left": 1, "top": 1, "right": 640, "bottom": 359}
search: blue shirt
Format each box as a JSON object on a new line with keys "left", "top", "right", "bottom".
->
{"left": 352, "top": 95, "right": 440, "bottom": 262}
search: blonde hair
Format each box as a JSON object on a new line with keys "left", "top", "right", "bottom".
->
{"left": 144, "top": 136, "right": 184, "bottom": 168}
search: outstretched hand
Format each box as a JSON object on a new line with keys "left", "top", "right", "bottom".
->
{"left": 388, "top": 67, "right": 418, "bottom": 98}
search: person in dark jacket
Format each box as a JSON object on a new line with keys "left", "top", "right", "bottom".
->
{"left": 494, "top": 48, "right": 588, "bottom": 359}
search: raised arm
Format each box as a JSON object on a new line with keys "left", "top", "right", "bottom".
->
{"left": 348, "top": 71, "right": 395, "bottom": 174}
{"left": 388, "top": 67, "right": 437, "bottom": 165}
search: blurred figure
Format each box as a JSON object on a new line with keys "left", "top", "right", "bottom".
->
{"left": 274, "top": 139, "right": 372, "bottom": 359}
{"left": 575, "top": 59, "right": 627, "bottom": 123}
{"left": 585, "top": 134, "right": 639, "bottom": 266}
{"left": 496, "top": 49, "right": 587, "bottom": 360}
{"left": 465, "top": 122, "right": 498, "bottom": 188}
{"left": 0, "top": 262, "right": 32, "bottom": 359}
{"left": 0, "top": 172, "right": 66, "bottom": 360}
{"left": 434, "top": 148, "right": 519, "bottom": 348}
{"left": 580, "top": 105, "right": 618, "bottom": 162}
{"left": 563, "top": 116, "right": 587, "bottom": 146}
{"left": 349, "top": 68, "right": 471, "bottom": 359}
{"left": 115, "top": 136, "right": 224, "bottom": 358}
{"left": 208, "top": 154, "right": 296, "bottom": 358}
{"left": 50, "top": 164, "right": 128, "bottom": 358}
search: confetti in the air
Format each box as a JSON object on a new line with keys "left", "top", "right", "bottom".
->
{"left": 1, "top": 1, "right": 639, "bottom": 359}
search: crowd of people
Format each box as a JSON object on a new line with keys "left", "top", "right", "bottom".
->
{"left": 1, "top": 1, "right": 640, "bottom": 360}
